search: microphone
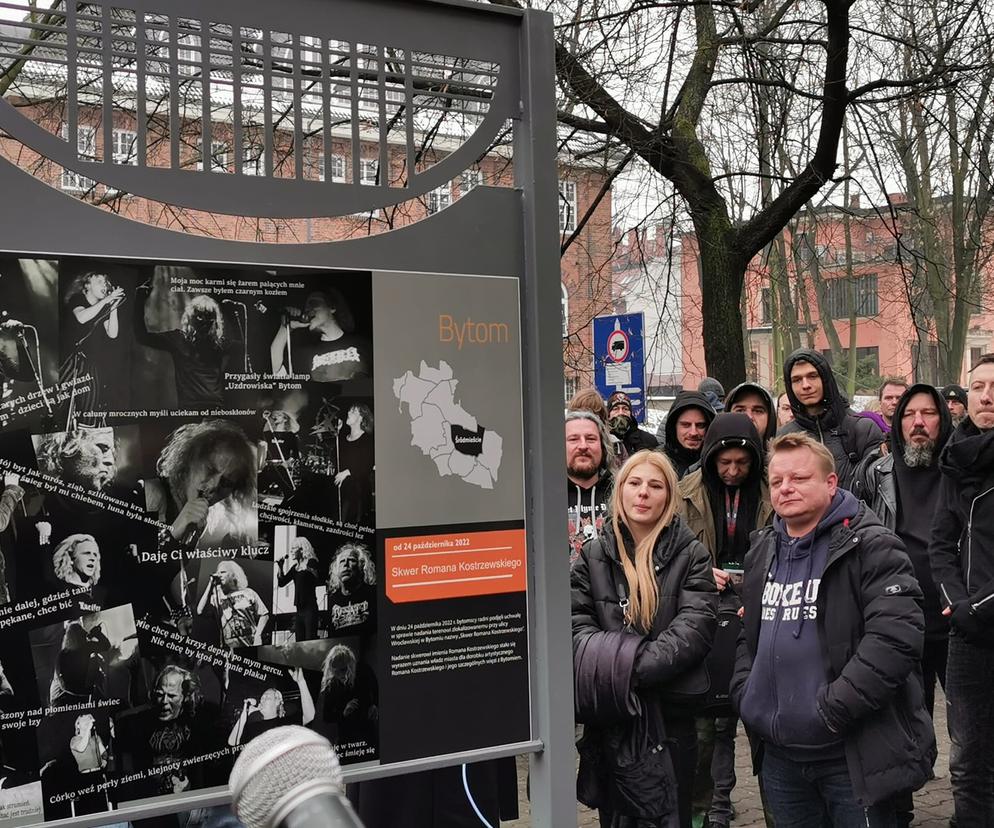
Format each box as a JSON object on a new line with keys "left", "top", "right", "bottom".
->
{"left": 230, "top": 726, "right": 365, "bottom": 828}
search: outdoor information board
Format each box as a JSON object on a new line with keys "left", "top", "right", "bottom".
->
{"left": 0, "top": 259, "right": 530, "bottom": 824}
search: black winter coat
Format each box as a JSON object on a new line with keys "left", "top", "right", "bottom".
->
{"left": 730, "top": 503, "right": 935, "bottom": 806}
{"left": 572, "top": 518, "right": 717, "bottom": 826}
{"left": 929, "top": 420, "right": 994, "bottom": 629}
{"left": 572, "top": 517, "right": 718, "bottom": 696}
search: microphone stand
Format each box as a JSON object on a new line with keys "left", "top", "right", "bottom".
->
{"left": 16, "top": 324, "right": 52, "bottom": 416}
{"left": 225, "top": 300, "right": 251, "bottom": 373}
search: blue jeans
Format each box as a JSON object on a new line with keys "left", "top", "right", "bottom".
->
{"left": 761, "top": 745, "right": 895, "bottom": 828}
{"left": 946, "top": 633, "right": 994, "bottom": 827}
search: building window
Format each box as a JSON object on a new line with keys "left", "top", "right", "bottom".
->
{"left": 112, "top": 129, "right": 137, "bottom": 165}
{"left": 823, "top": 274, "right": 878, "bottom": 318}
{"left": 176, "top": 32, "right": 200, "bottom": 77}
{"left": 310, "top": 152, "right": 346, "bottom": 182}
{"left": 749, "top": 350, "right": 759, "bottom": 380}
{"left": 426, "top": 184, "right": 452, "bottom": 215}
{"left": 201, "top": 140, "right": 230, "bottom": 172}
{"left": 559, "top": 179, "right": 577, "bottom": 233}
{"left": 760, "top": 287, "right": 772, "bottom": 325}
{"left": 359, "top": 159, "right": 380, "bottom": 186}
{"left": 61, "top": 125, "right": 96, "bottom": 192}
{"left": 564, "top": 374, "right": 579, "bottom": 403}
{"left": 459, "top": 169, "right": 483, "bottom": 197}
{"left": 971, "top": 347, "right": 984, "bottom": 369}
{"left": 561, "top": 283, "right": 569, "bottom": 338}
{"left": 242, "top": 141, "right": 264, "bottom": 176}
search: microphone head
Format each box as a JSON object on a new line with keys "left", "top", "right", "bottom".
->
{"left": 230, "top": 725, "right": 343, "bottom": 828}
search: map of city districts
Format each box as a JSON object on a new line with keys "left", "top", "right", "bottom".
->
{"left": 393, "top": 360, "right": 504, "bottom": 489}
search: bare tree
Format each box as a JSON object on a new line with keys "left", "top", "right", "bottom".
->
{"left": 491, "top": 0, "right": 987, "bottom": 385}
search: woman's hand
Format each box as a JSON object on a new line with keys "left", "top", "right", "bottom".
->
{"left": 712, "top": 567, "right": 730, "bottom": 591}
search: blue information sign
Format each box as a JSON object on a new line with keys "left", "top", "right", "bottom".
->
{"left": 593, "top": 312, "right": 646, "bottom": 422}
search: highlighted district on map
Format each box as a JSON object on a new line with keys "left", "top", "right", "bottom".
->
{"left": 393, "top": 360, "right": 503, "bottom": 489}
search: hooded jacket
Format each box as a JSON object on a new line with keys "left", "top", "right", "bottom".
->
{"left": 664, "top": 391, "right": 717, "bottom": 479}
{"left": 678, "top": 413, "right": 773, "bottom": 566}
{"left": 929, "top": 418, "right": 994, "bottom": 635}
{"left": 857, "top": 384, "right": 952, "bottom": 640}
{"left": 568, "top": 471, "right": 612, "bottom": 568}
{"left": 731, "top": 496, "right": 934, "bottom": 805}
{"left": 778, "top": 349, "right": 884, "bottom": 492}
{"left": 724, "top": 382, "right": 778, "bottom": 445}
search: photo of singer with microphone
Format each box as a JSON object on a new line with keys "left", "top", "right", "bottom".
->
{"left": 196, "top": 560, "right": 270, "bottom": 651}
{"left": 226, "top": 666, "right": 315, "bottom": 747}
{"left": 276, "top": 536, "right": 321, "bottom": 642}
{"left": 134, "top": 277, "right": 244, "bottom": 409}
{"left": 145, "top": 419, "right": 258, "bottom": 551}
{"left": 269, "top": 285, "right": 372, "bottom": 382}
{"left": 59, "top": 267, "right": 130, "bottom": 413}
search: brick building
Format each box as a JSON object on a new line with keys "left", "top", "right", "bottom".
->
{"left": 675, "top": 197, "right": 994, "bottom": 391}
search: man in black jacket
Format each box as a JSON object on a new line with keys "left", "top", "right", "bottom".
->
{"left": 778, "top": 348, "right": 884, "bottom": 492}
{"left": 663, "top": 391, "right": 717, "bottom": 479}
{"left": 605, "top": 390, "right": 658, "bottom": 454}
{"left": 732, "top": 432, "right": 933, "bottom": 826}
{"left": 857, "top": 384, "right": 952, "bottom": 827}
{"left": 929, "top": 354, "right": 994, "bottom": 827}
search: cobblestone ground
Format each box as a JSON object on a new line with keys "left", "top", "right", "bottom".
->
{"left": 506, "top": 690, "right": 953, "bottom": 827}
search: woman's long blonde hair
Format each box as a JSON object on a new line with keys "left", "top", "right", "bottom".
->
{"left": 610, "top": 449, "right": 679, "bottom": 633}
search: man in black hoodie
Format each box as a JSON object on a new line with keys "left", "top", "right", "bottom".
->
{"left": 725, "top": 382, "right": 777, "bottom": 447}
{"left": 678, "top": 413, "right": 772, "bottom": 828}
{"left": 857, "top": 383, "right": 952, "bottom": 827}
{"left": 732, "top": 432, "right": 933, "bottom": 826}
{"left": 664, "top": 390, "right": 717, "bottom": 479}
{"left": 778, "top": 348, "right": 883, "bottom": 492}
{"left": 929, "top": 354, "right": 994, "bottom": 827}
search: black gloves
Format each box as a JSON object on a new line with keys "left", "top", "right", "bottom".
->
{"left": 950, "top": 601, "right": 986, "bottom": 644}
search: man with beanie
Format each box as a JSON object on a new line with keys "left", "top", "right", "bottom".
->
{"left": 941, "top": 383, "right": 968, "bottom": 427}
{"left": 565, "top": 410, "right": 613, "bottom": 566}
{"left": 605, "top": 391, "right": 658, "bottom": 454}
{"left": 778, "top": 348, "right": 883, "bottom": 491}
{"left": 929, "top": 354, "right": 994, "bottom": 826}
{"left": 725, "top": 383, "right": 777, "bottom": 446}
{"left": 857, "top": 383, "right": 953, "bottom": 827}
{"left": 679, "top": 413, "right": 773, "bottom": 828}
{"left": 699, "top": 377, "right": 726, "bottom": 412}
{"left": 664, "top": 391, "right": 717, "bottom": 479}
{"left": 732, "top": 432, "right": 933, "bottom": 826}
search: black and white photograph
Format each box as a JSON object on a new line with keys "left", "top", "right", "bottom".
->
{"left": 224, "top": 662, "right": 315, "bottom": 748}
{"left": 271, "top": 527, "right": 377, "bottom": 644}
{"left": 142, "top": 418, "right": 260, "bottom": 552}
{"left": 132, "top": 266, "right": 252, "bottom": 410}
{"left": 265, "top": 274, "right": 373, "bottom": 384}
{"left": 37, "top": 706, "right": 116, "bottom": 820}
{"left": 112, "top": 659, "right": 226, "bottom": 803}
{"left": 29, "top": 604, "right": 140, "bottom": 708}
{"left": 0, "top": 258, "right": 59, "bottom": 432}
{"left": 256, "top": 637, "right": 379, "bottom": 766}
{"left": 58, "top": 261, "right": 136, "bottom": 419}
{"left": 259, "top": 386, "right": 375, "bottom": 529}
{"left": 191, "top": 557, "right": 273, "bottom": 651}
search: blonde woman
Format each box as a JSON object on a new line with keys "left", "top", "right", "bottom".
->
{"left": 572, "top": 449, "right": 718, "bottom": 828}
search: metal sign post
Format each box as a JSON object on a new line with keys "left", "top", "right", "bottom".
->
{"left": 594, "top": 312, "right": 647, "bottom": 422}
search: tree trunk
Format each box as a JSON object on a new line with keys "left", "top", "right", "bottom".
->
{"left": 694, "top": 210, "right": 746, "bottom": 388}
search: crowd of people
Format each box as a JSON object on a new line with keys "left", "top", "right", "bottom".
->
{"left": 568, "top": 347, "right": 994, "bottom": 828}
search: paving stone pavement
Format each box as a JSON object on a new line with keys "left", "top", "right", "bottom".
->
{"left": 506, "top": 690, "right": 953, "bottom": 827}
